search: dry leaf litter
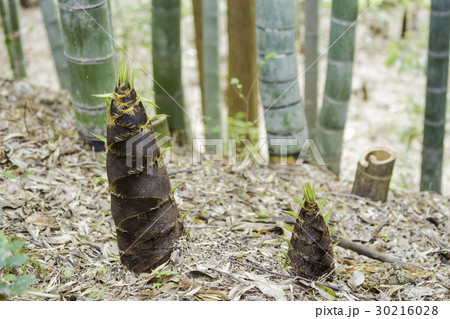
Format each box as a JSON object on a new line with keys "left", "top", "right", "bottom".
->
{"left": 0, "top": 78, "right": 449, "bottom": 301}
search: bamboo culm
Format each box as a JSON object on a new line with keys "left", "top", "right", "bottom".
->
{"left": 304, "top": 0, "right": 319, "bottom": 140}
{"left": 317, "top": 0, "right": 358, "bottom": 174}
{"left": 0, "top": 0, "right": 15, "bottom": 73}
{"left": 152, "top": 0, "right": 186, "bottom": 133}
{"left": 202, "top": 0, "right": 222, "bottom": 139}
{"left": 58, "top": 0, "right": 116, "bottom": 150}
{"left": 192, "top": 0, "right": 205, "bottom": 116}
{"left": 0, "top": 0, "right": 26, "bottom": 78}
{"left": 39, "top": 0, "right": 70, "bottom": 89}
{"left": 227, "top": 0, "right": 259, "bottom": 122}
{"left": 420, "top": 0, "right": 450, "bottom": 193}
{"left": 256, "top": 0, "right": 308, "bottom": 156}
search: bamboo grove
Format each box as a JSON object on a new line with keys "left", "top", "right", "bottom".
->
{"left": 1, "top": 0, "right": 448, "bottom": 275}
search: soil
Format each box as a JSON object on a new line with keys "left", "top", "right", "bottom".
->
{"left": 0, "top": 1, "right": 449, "bottom": 301}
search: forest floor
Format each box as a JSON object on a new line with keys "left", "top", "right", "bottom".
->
{"left": 0, "top": 78, "right": 449, "bottom": 300}
{"left": 0, "top": 1, "right": 449, "bottom": 301}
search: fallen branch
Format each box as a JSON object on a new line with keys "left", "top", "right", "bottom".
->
{"left": 26, "top": 291, "right": 60, "bottom": 299}
{"left": 332, "top": 235, "right": 425, "bottom": 270}
{"left": 208, "top": 266, "right": 249, "bottom": 286}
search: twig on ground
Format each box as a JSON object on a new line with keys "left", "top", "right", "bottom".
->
{"left": 23, "top": 99, "right": 29, "bottom": 133}
{"left": 26, "top": 291, "right": 60, "bottom": 299}
{"left": 333, "top": 235, "right": 425, "bottom": 270}
{"left": 370, "top": 220, "right": 389, "bottom": 243}
{"left": 208, "top": 267, "right": 249, "bottom": 286}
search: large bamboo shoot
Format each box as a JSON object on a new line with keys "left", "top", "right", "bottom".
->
{"left": 106, "top": 62, "right": 183, "bottom": 273}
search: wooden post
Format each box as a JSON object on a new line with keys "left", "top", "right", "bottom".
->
{"left": 352, "top": 148, "right": 396, "bottom": 202}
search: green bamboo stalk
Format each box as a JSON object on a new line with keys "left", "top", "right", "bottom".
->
{"left": 420, "top": 0, "right": 450, "bottom": 193}
{"left": 0, "top": 0, "right": 15, "bottom": 73}
{"left": 39, "top": 0, "right": 70, "bottom": 89}
{"left": 152, "top": 0, "right": 185, "bottom": 133}
{"left": 8, "top": 0, "right": 26, "bottom": 78}
{"left": 58, "top": 0, "right": 116, "bottom": 150}
{"left": 304, "top": 0, "right": 318, "bottom": 140}
{"left": 0, "top": 0, "right": 26, "bottom": 78}
{"left": 317, "top": 0, "right": 358, "bottom": 174}
{"left": 202, "top": 0, "right": 222, "bottom": 139}
{"left": 192, "top": 0, "right": 205, "bottom": 117}
{"left": 256, "top": 0, "right": 308, "bottom": 156}
{"left": 227, "top": 0, "right": 259, "bottom": 123}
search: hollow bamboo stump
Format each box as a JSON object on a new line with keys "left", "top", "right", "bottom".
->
{"left": 351, "top": 148, "right": 396, "bottom": 202}
{"left": 150, "top": 116, "right": 171, "bottom": 148}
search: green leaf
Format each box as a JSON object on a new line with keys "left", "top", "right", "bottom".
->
{"left": 153, "top": 282, "right": 161, "bottom": 289}
{"left": 318, "top": 196, "right": 328, "bottom": 210}
{"left": 92, "top": 93, "right": 113, "bottom": 98}
{"left": 4, "top": 274, "right": 17, "bottom": 281}
{"left": 171, "top": 183, "right": 183, "bottom": 194}
{"left": 181, "top": 209, "right": 193, "bottom": 220}
{"left": 316, "top": 284, "right": 336, "bottom": 300}
{"left": 323, "top": 209, "right": 333, "bottom": 224}
{"left": 293, "top": 196, "right": 305, "bottom": 209}
{"left": 90, "top": 133, "right": 106, "bottom": 143}
{"left": 302, "top": 183, "right": 316, "bottom": 203}
{"left": 7, "top": 240, "right": 25, "bottom": 251}
{"left": 230, "top": 77, "right": 240, "bottom": 85}
{"left": 0, "top": 282, "right": 10, "bottom": 296}
{"left": 12, "top": 274, "right": 36, "bottom": 295}
{"left": 4, "top": 255, "right": 28, "bottom": 267}
{"left": 283, "top": 210, "right": 298, "bottom": 219}
{"left": 279, "top": 249, "right": 290, "bottom": 260}
{"left": 160, "top": 147, "right": 176, "bottom": 156}
{"left": 332, "top": 241, "right": 340, "bottom": 250}
{"left": 105, "top": 97, "right": 111, "bottom": 110}
{"left": 98, "top": 156, "right": 106, "bottom": 164}
{"left": 140, "top": 96, "right": 159, "bottom": 108}
{"left": 264, "top": 52, "right": 278, "bottom": 60}
{"left": 2, "top": 171, "right": 17, "bottom": 179}
{"left": 159, "top": 270, "right": 177, "bottom": 276}
{"left": 280, "top": 237, "right": 292, "bottom": 247}
{"left": 21, "top": 170, "right": 35, "bottom": 180}
{"left": 281, "top": 225, "right": 294, "bottom": 233}
{"left": 328, "top": 225, "right": 336, "bottom": 235}
{"left": 149, "top": 114, "right": 167, "bottom": 122}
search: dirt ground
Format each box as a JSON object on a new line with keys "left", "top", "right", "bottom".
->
{"left": 0, "top": 1, "right": 449, "bottom": 301}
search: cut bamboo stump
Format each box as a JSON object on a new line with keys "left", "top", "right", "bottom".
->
{"left": 352, "top": 148, "right": 396, "bottom": 202}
